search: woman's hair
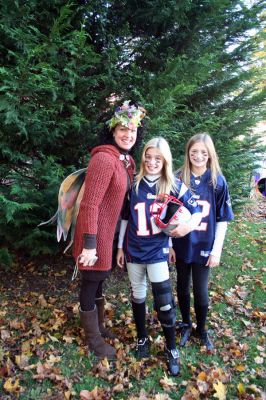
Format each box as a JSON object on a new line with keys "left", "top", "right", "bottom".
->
{"left": 135, "top": 137, "right": 176, "bottom": 194}
{"left": 181, "top": 133, "right": 221, "bottom": 188}
{"left": 97, "top": 101, "right": 145, "bottom": 156}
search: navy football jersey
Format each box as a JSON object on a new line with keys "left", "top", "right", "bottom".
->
{"left": 124, "top": 176, "right": 200, "bottom": 264}
{"left": 173, "top": 169, "right": 234, "bottom": 264}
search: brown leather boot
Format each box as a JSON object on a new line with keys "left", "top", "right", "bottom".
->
{"left": 95, "top": 297, "right": 117, "bottom": 339}
{"left": 79, "top": 307, "right": 116, "bottom": 360}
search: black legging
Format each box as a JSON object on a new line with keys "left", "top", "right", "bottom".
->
{"left": 80, "top": 280, "right": 104, "bottom": 311}
{"left": 176, "top": 259, "right": 210, "bottom": 333}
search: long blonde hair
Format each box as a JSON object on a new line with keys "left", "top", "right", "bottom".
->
{"left": 135, "top": 137, "right": 176, "bottom": 194}
{"left": 181, "top": 133, "right": 222, "bottom": 188}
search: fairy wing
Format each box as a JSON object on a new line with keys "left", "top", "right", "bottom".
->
{"left": 39, "top": 168, "right": 87, "bottom": 244}
{"left": 56, "top": 168, "right": 87, "bottom": 242}
{"left": 62, "top": 180, "right": 86, "bottom": 253}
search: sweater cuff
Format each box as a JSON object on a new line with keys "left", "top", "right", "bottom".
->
{"left": 83, "top": 234, "right": 96, "bottom": 249}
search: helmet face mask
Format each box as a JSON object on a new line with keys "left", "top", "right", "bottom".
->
{"left": 150, "top": 194, "right": 192, "bottom": 235}
{"left": 159, "top": 199, "right": 183, "bottom": 225}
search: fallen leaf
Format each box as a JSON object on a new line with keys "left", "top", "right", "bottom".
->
{"left": 64, "top": 390, "right": 71, "bottom": 399}
{"left": 160, "top": 373, "right": 177, "bottom": 391}
{"left": 21, "top": 340, "right": 32, "bottom": 355}
{"left": 80, "top": 386, "right": 108, "bottom": 399}
{"left": 181, "top": 385, "right": 200, "bottom": 400}
{"left": 63, "top": 335, "right": 74, "bottom": 343}
{"left": 47, "top": 354, "right": 61, "bottom": 364}
{"left": 235, "top": 365, "right": 246, "bottom": 372}
{"left": 15, "top": 355, "right": 29, "bottom": 368}
{"left": 196, "top": 371, "right": 209, "bottom": 394}
{"left": 112, "top": 383, "right": 124, "bottom": 393}
{"left": 213, "top": 380, "right": 226, "bottom": 400}
{"left": 1, "top": 329, "right": 11, "bottom": 340}
{"left": 38, "top": 294, "right": 48, "bottom": 307}
{"left": 254, "top": 356, "right": 263, "bottom": 364}
{"left": 237, "top": 383, "right": 245, "bottom": 394}
{"left": 248, "top": 384, "right": 263, "bottom": 394}
{"left": 9, "top": 319, "right": 25, "bottom": 330}
{"left": 3, "top": 378, "right": 20, "bottom": 393}
{"left": 101, "top": 357, "right": 110, "bottom": 369}
{"left": 73, "top": 303, "right": 79, "bottom": 314}
{"left": 197, "top": 379, "right": 209, "bottom": 394}
{"left": 48, "top": 333, "right": 59, "bottom": 342}
{"left": 80, "top": 389, "right": 92, "bottom": 399}
{"left": 0, "top": 366, "right": 8, "bottom": 378}
{"left": 37, "top": 335, "right": 46, "bottom": 345}
{"left": 154, "top": 394, "right": 171, "bottom": 400}
{"left": 197, "top": 371, "right": 207, "bottom": 381}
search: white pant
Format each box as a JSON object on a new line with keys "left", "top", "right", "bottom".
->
{"left": 127, "top": 261, "right": 170, "bottom": 300}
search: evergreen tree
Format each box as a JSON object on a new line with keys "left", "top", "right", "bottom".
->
{"left": 0, "top": 1, "right": 104, "bottom": 258}
{"left": 0, "top": 0, "right": 265, "bottom": 262}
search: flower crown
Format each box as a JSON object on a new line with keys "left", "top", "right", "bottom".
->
{"left": 107, "top": 100, "right": 146, "bottom": 130}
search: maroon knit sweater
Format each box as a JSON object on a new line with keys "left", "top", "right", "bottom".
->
{"left": 73, "top": 145, "right": 135, "bottom": 271}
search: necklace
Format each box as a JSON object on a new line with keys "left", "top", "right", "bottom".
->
{"left": 191, "top": 169, "right": 206, "bottom": 186}
{"left": 194, "top": 177, "right": 201, "bottom": 185}
{"left": 119, "top": 154, "right": 130, "bottom": 169}
{"left": 192, "top": 170, "right": 206, "bottom": 185}
{"left": 191, "top": 174, "right": 202, "bottom": 185}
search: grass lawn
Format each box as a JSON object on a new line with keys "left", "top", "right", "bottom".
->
{"left": 0, "top": 201, "right": 265, "bottom": 399}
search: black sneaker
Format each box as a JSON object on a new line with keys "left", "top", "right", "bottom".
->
{"left": 135, "top": 337, "right": 150, "bottom": 359}
{"left": 165, "top": 347, "right": 180, "bottom": 376}
{"left": 199, "top": 331, "right": 214, "bottom": 351}
{"left": 179, "top": 323, "right": 192, "bottom": 347}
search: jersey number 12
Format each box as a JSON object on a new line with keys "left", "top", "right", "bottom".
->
{"left": 134, "top": 202, "right": 161, "bottom": 236}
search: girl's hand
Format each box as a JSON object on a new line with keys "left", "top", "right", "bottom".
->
{"left": 169, "top": 247, "right": 176, "bottom": 264}
{"left": 170, "top": 222, "right": 191, "bottom": 238}
{"left": 206, "top": 254, "right": 220, "bottom": 268}
{"left": 117, "top": 248, "right": 125, "bottom": 269}
{"left": 79, "top": 248, "right": 98, "bottom": 267}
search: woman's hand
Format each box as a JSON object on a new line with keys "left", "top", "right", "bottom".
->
{"left": 169, "top": 247, "right": 176, "bottom": 264}
{"left": 117, "top": 248, "right": 125, "bottom": 269}
{"left": 170, "top": 222, "right": 191, "bottom": 238}
{"left": 78, "top": 248, "right": 98, "bottom": 267}
{"left": 206, "top": 254, "right": 220, "bottom": 268}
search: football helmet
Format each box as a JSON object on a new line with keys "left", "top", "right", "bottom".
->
{"left": 150, "top": 193, "right": 192, "bottom": 235}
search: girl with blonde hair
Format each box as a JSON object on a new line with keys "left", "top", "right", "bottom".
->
{"left": 173, "top": 133, "right": 234, "bottom": 351}
{"left": 181, "top": 133, "right": 221, "bottom": 189}
{"left": 117, "top": 137, "right": 201, "bottom": 376}
{"left": 135, "top": 137, "right": 176, "bottom": 195}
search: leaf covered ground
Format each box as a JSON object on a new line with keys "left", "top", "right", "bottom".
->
{"left": 0, "top": 199, "right": 265, "bottom": 400}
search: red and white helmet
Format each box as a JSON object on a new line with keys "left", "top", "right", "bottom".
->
{"left": 150, "top": 193, "right": 192, "bottom": 235}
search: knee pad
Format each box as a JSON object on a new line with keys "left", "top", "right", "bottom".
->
{"left": 151, "top": 280, "right": 176, "bottom": 327}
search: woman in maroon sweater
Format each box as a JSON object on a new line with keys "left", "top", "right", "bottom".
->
{"left": 74, "top": 101, "right": 146, "bottom": 360}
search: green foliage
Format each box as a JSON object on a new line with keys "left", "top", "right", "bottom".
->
{"left": 0, "top": 0, "right": 265, "bottom": 257}
{"left": 0, "top": 247, "right": 13, "bottom": 269}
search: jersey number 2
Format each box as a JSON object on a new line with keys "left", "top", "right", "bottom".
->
{"left": 195, "top": 200, "right": 210, "bottom": 231}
